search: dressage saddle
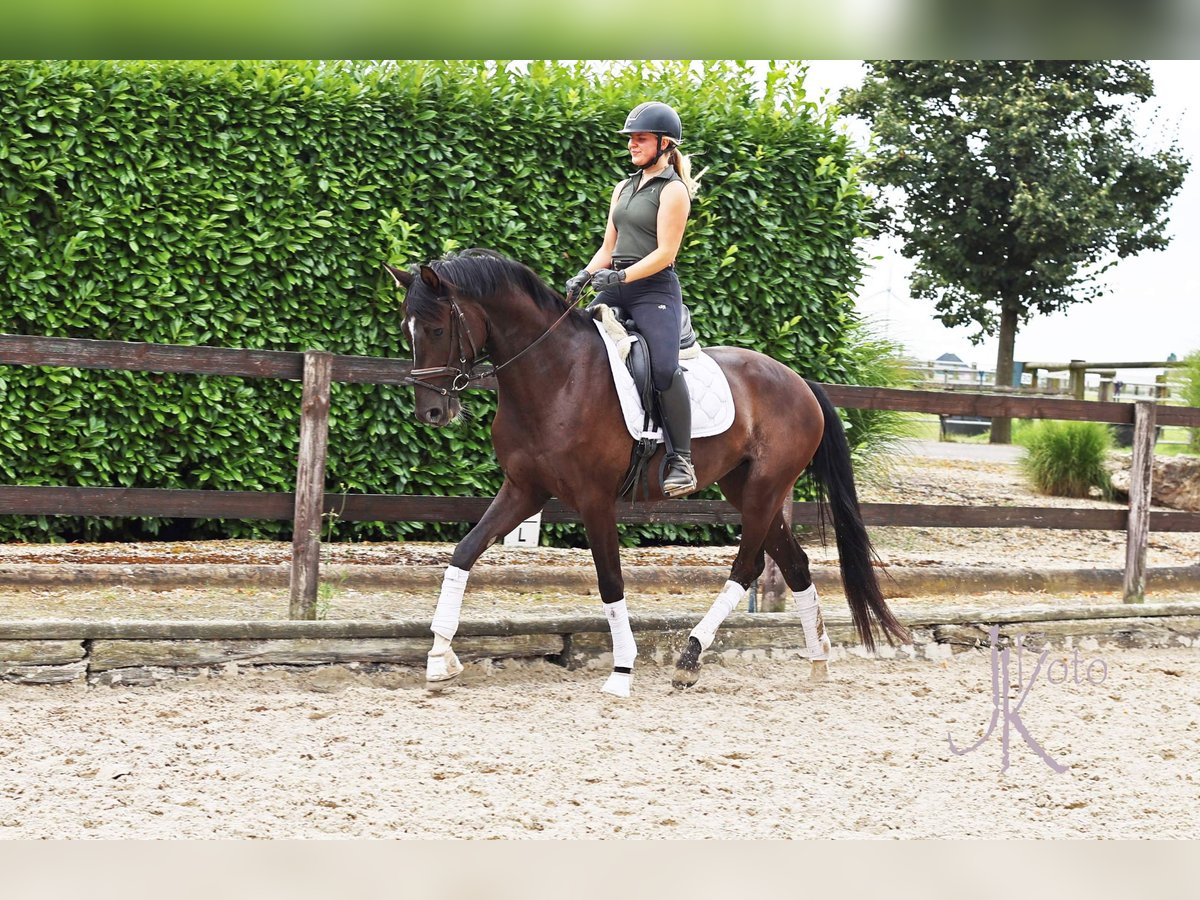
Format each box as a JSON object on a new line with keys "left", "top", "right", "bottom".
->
{"left": 604, "top": 304, "right": 697, "bottom": 352}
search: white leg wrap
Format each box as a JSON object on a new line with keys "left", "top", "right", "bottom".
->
{"left": 793, "top": 584, "right": 831, "bottom": 660}
{"left": 689, "top": 580, "right": 746, "bottom": 651}
{"left": 601, "top": 599, "right": 637, "bottom": 698}
{"left": 430, "top": 565, "right": 469, "bottom": 641}
{"left": 603, "top": 598, "right": 637, "bottom": 669}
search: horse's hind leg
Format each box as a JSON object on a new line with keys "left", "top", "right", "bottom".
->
{"left": 426, "top": 478, "right": 548, "bottom": 691}
{"left": 760, "top": 514, "right": 832, "bottom": 681}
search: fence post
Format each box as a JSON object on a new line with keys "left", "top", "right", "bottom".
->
{"left": 1069, "top": 360, "right": 1087, "bottom": 400}
{"left": 757, "top": 500, "right": 792, "bottom": 613}
{"left": 1123, "top": 399, "right": 1157, "bottom": 604}
{"left": 290, "top": 351, "right": 334, "bottom": 620}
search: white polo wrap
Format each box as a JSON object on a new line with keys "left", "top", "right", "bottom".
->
{"left": 431, "top": 565, "right": 470, "bottom": 640}
{"left": 793, "top": 584, "right": 830, "bottom": 659}
{"left": 690, "top": 580, "right": 746, "bottom": 651}
{"left": 603, "top": 598, "right": 637, "bottom": 669}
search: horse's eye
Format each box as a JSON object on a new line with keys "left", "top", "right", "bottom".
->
{"left": 432, "top": 328, "right": 445, "bottom": 337}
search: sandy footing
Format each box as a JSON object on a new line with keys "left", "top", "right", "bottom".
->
{"left": 2, "top": 645, "right": 1196, "bottom": 839}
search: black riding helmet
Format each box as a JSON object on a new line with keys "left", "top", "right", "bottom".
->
{"left": 619, "top": 101, "right": 682, "bottom": 169}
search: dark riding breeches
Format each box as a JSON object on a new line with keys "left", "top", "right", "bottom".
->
{"left": 595, "top": 267, "right": 683, "bottom": 392}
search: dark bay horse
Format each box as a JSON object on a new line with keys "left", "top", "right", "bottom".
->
{"left": 384, "top": 249, "right": 908, "bottom": 695}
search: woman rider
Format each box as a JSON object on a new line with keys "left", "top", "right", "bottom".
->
{"left": 565, "top": 101, "right": 701, "bottom": 497}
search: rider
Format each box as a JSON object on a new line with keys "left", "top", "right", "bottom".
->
{"left": 566, "top": 101, "right": 701, "bottom": 498}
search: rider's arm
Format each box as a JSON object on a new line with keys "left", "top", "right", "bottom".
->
{"left": 620, "top": 180, "right": 690, "bottom": 284}
{"left": 583, "top": 182, "right": 624, "bottom": 272}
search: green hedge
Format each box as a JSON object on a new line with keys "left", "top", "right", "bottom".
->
{"left": 0, "top": 60, "right": 876, "bottom": 544}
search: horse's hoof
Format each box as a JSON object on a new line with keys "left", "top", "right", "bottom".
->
{"left": 809, "top": 660, "right": 830, "bottom": 682}
{"left": 425, "top": 674, "right": 459, "bottom": 692}
{"left": 672, "top": 669, "right": 700, "bottom": 689}
{"left": 601, "top": 671, "right": 632, "bottom": 698}
{"left": 426, "top": 649, "right": 463, "bottom": 691}
{"left": 672, "top": 637, "right": 703, "bottom": 689}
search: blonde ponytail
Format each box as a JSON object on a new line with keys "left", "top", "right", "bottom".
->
{"left": 667, "top": 144, "right": 702, "bottom": 198}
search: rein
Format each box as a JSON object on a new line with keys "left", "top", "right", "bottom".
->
{"left": 405, "top": 275, "right": 592, "bottom": 398}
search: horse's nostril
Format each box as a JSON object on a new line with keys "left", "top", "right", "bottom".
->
{"left": 428, "top": 408, "right": 442, "bottom": 422}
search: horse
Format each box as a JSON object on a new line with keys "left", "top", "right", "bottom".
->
{"left": 383, "top": 249, "right": 909, "bottom": 696}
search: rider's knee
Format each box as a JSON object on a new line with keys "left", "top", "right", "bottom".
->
{"left": 653, "top": 364, "right": 684, "bottom": 393}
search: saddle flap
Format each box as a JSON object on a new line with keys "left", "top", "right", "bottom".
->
{"left": 625, "top": 334, "right": 655, "bottom": 425}
{"left": 679, "top": 305, "right": 696, "bottom": 350}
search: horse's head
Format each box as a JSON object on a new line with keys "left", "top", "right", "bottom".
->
{"left": 384, "top": 262, "right": 488, "bottom": 427}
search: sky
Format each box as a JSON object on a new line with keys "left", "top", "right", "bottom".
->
{"left": 800, "top": 60, "right": 1199, "bottom": 383}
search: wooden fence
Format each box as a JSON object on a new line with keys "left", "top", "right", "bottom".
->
{"left": 3, "top": 332, "right": 1200, "bottom": 618}
{"left": 1022, "top": 359, "right": 1184, "bottom": 401}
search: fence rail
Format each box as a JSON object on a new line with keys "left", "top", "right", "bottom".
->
{"left": 3, "top": 485, "right": 1200, "bottom": 532}
{"left": 0, "top": 332, "right": 486, "bottom": 388}
{"left": 3, "top": 332, "right": 1200, "bottom": 616}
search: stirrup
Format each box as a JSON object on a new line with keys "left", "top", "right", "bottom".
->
{"left": 663, "top": 454, "right": 697, "bottom": 498}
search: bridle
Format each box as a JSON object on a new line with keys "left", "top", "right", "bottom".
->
{"left": 404, "top": 274, "right": 592, "bottom": 399}
{"left": 405, "top": 294, "right": 489, "bottom": 397}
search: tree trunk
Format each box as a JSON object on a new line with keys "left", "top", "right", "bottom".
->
{"left": 990, "top": 299, "right": 1020, "bottom": 444}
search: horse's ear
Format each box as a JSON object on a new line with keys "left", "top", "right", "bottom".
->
{"left": 382, "top": 263, "right": 413, "bottom": 289}
{"left": 419, "top": 265, "right": 444, "bottom": 294}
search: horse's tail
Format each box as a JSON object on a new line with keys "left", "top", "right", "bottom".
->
{"left": 803, "top": 379, "right": 910, "bottom": 653}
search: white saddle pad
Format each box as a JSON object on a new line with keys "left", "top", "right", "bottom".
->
{"left": 592, "top": 319, "right": 735, "bottom": 444}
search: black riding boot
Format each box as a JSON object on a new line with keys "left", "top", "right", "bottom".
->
{"left": 656, "top": 368, "right": 697, "bottom": 498}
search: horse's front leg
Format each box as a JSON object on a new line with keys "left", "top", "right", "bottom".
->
{"left": 426, "top": 478, "right": 548, "bottom": 691}
{"left": 673, "top": 467, "right": 780, "bottom": 689}
{"left": 578, "top": 501, "right": 635, "bottom": 698}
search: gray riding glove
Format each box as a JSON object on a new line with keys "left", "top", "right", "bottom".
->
{"left": 590, "top": 268, "right": 626, "bottom": 291}
{"left": 565, "top": 269, "right": 592, "bottom": 299}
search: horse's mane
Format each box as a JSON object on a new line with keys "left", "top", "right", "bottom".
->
{"left": 404, "top": 248, "right": 571, "bottom": 322}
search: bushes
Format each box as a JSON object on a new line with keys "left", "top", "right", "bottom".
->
{"left": 1172, "top": 350, "right": 1200, "bottom": 452}
{"left": 0, "top": 60, "right": 881, "bottom": 543}
{"left": 1017, "top": 420, "right": 1114, "bottom": 499}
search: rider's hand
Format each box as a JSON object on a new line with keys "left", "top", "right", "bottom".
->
{"left": 565, "top": 269, "right": 592, "bottom": 299}
{"left": 590, "top": 268, "right": 626, "bottom": 291}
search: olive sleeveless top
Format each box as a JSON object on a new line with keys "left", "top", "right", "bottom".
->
{"left": 612, "top": 165, "right": 682, "bottom": 261}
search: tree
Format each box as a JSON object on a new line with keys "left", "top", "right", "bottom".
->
{"left": 841, "top": 61, "right": 1189, "bottom": 442}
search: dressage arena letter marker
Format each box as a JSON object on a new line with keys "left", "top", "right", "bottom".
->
{"left": 502, "top": 512, "right": 543, "bottom": 547}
